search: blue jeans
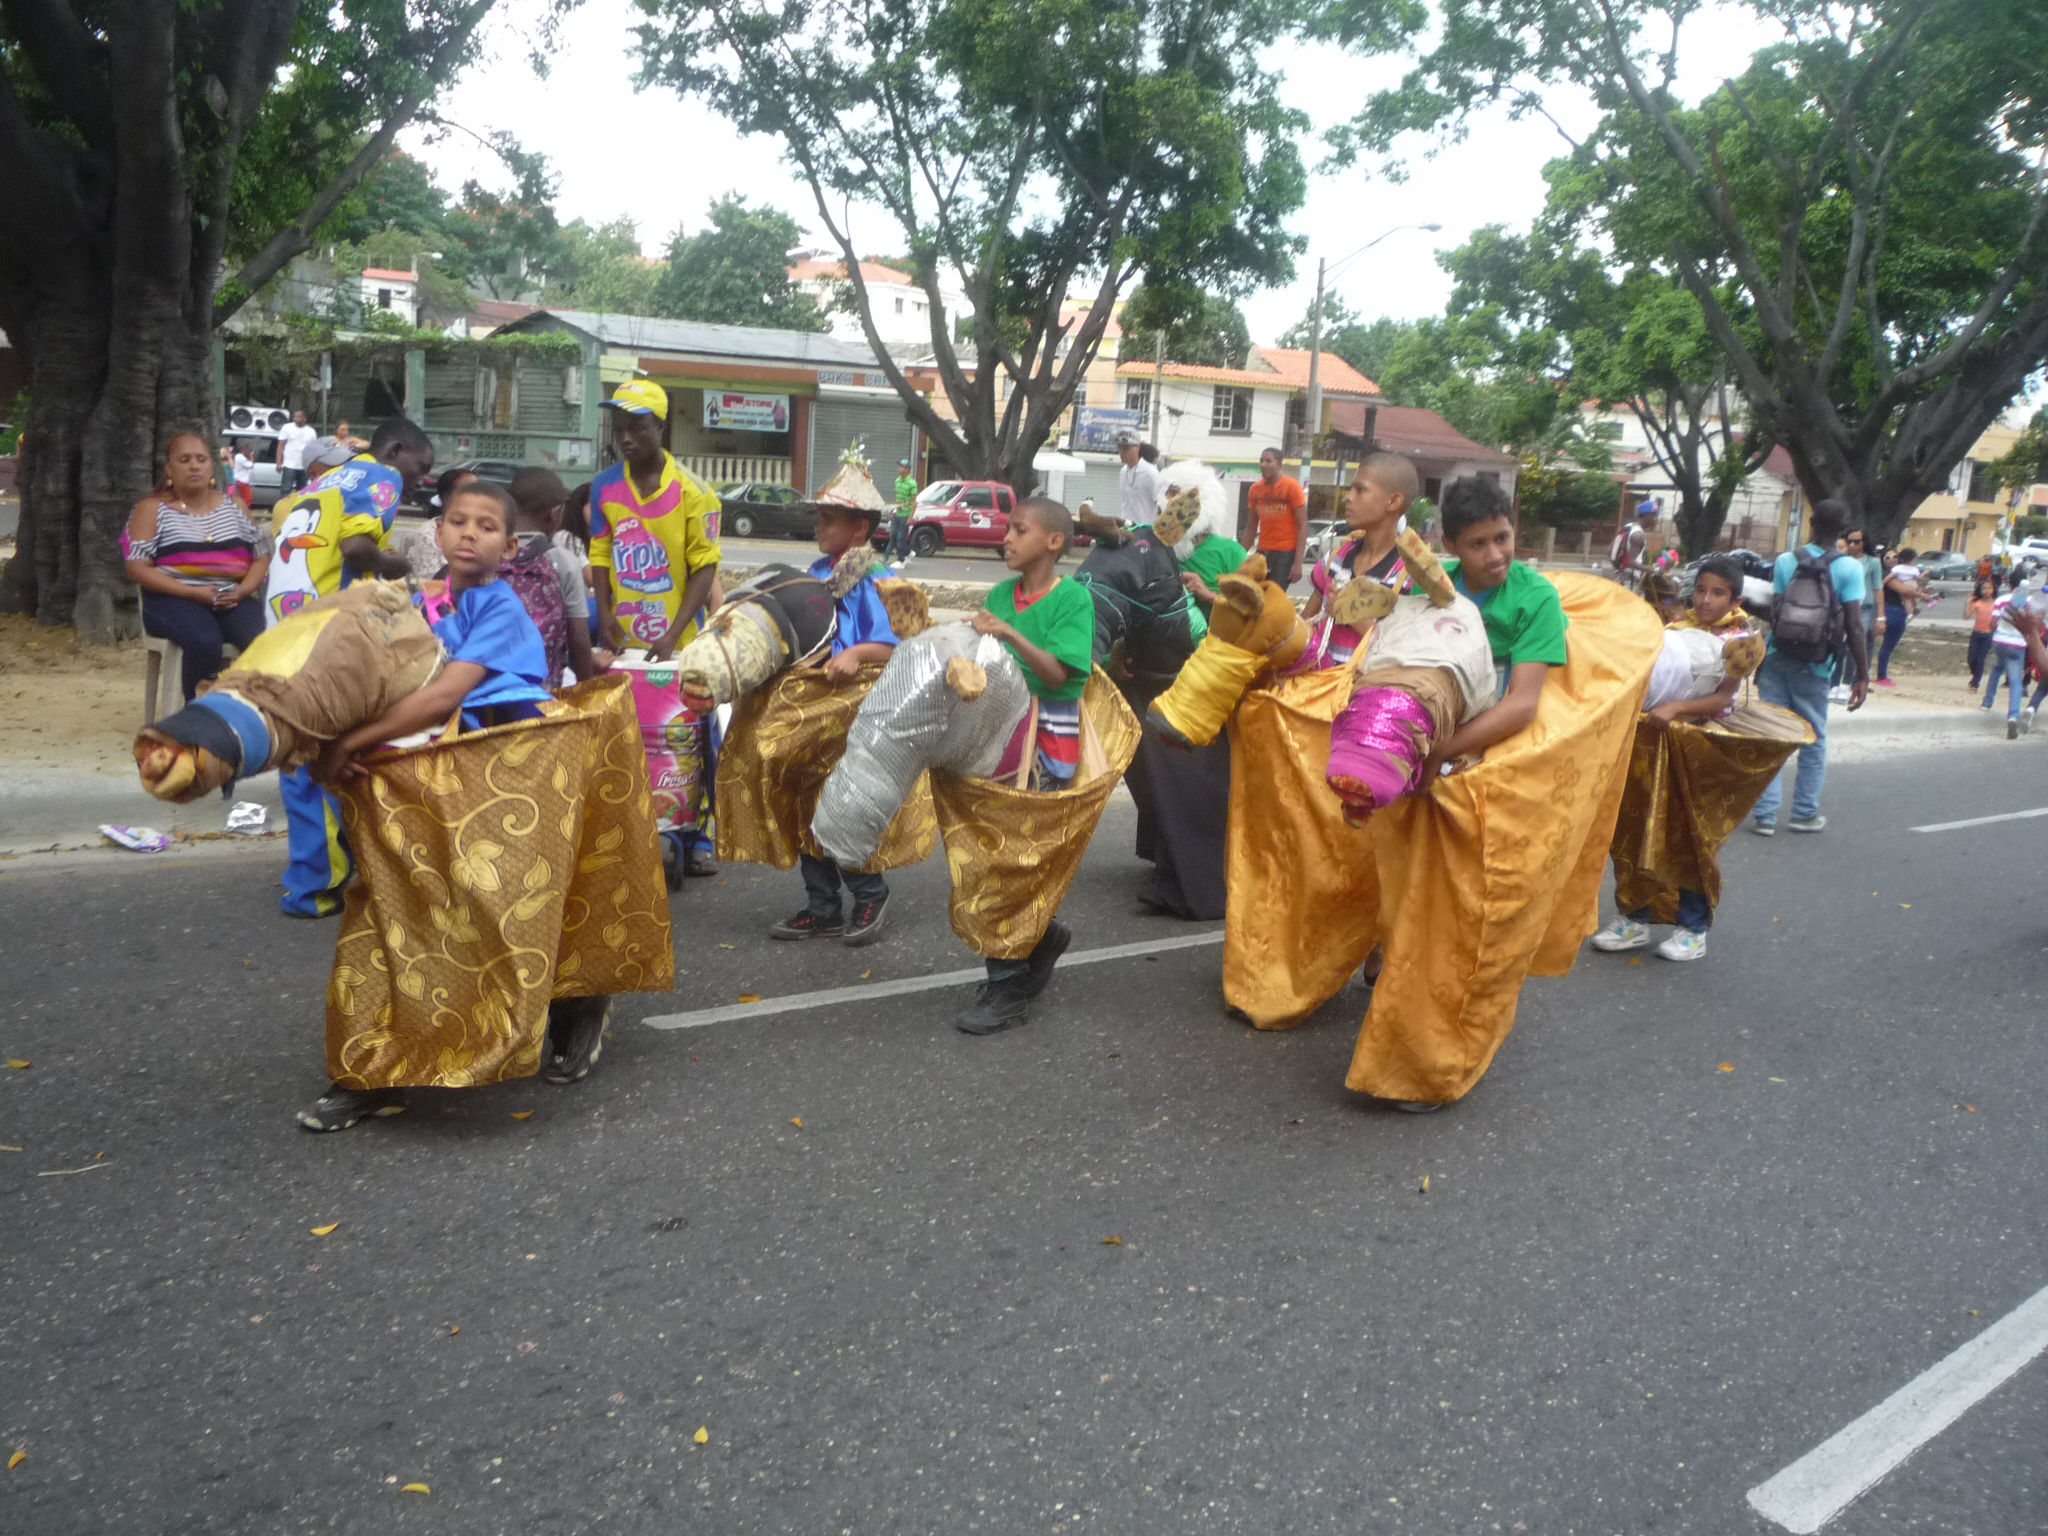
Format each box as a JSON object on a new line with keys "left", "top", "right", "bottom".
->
{"left": 1628, "top": 887, "right": 1711, "bottom": 933}
{"left": 1983, "top": 646, "right": 2026, "bottom": 718}
{"left": 1876, "top": 602, "right": 1908, "bottom": 680}
{"left": 885, "top": 514, "right": 912, "bottom": 561}
{"left": 1752, "top": 652, "right": 1831, "bottom": 825}
{"left": 279, "top": 764, "right": 351, "bottom": 917}
{"left": 799, "top": 853, "right": 886, "bottom": 913}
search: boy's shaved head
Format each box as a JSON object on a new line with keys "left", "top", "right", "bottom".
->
{"left": 1357, "top": 451, "right": 1419, "bottom": 505}
{"left": 1016, "top": 496, "right": 1073, "bottom": 550}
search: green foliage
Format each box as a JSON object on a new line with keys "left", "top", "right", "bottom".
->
{"left": 326, "top": 153, "right": 450, "bottom": 244}
{"left": 1986, "top": 409, "right": 2048, "bottom": 498}
{"left": 443, "top": 136, "right": 568, "bottom": 299}
{"left": 651, "top": 196, "right": 826, "bottom": 331}
{"left": 2014, "top": 514, "right": 2048, "bottom": 541}
{"left": 1279, "top": 297, "right": 1415, "bottom": 387}
{"left": 1120, "top": 287, "right": 1253, "bottom": 369}
{"left": 545, "top": 220, "right": 665, "bottom": 315}
{"left": 1515, "top": 455, "right": 1622, "bottom": 528}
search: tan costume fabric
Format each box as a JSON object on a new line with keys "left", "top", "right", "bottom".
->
{"left": 1345, "top": 574, "right": 1663, "bottom": 1102}
{"left": 930, "top": 668, "right": 1140, "bottom": 960}
{"left": 1609, "top": 698, "right": 1814, "bottom": 923}
{"left": 325, "top": 675, "right": 673, "bottom": 1089}
{"left": 716, "top": 663, "right": 938, "bottom": 872}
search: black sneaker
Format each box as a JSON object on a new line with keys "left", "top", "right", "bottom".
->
{"left": 841, "top": 893, "right": 890, "bottom": 947}
{"left": 1020, "top": 919, "right": 1072, "bottom": 997}
{"left": 769, "top": 908, "right": 843, "bottom": 940}
{"left": 955, "top": 978, "right": 1031, "bottom": 1035}
{"left": 297, "top": 1084, "right": 404, "bottom": 1132}
{"left": 542, "top": 997, "right": 611, "bottom": 1085}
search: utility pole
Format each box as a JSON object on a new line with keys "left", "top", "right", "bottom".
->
{"left": 1298, "top": 257, "right": 1324, "bottom": 488}
{"left": 1150, "top": 330, "right": 1165, "bottom": 445}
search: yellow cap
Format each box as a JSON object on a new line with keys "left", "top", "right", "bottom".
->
{"left": 603, "top": 378, "right": 669, "bottom": 420}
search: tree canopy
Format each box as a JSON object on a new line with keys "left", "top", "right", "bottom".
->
{"left": 1340, "top": 0, "right": 2048, "bottom": 542}
{"left": 1121, "top": 288, "right": 1254, "bottom": 370}
{"left": 633, "top": 0, "right": 1312, "bottom": 490}
{"left": 652, "top": 196, "right": 828, "bottom": 332}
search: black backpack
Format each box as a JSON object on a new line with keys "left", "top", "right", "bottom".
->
{"left": 1772, "top": 547, "right": 1843, "bottom": 664}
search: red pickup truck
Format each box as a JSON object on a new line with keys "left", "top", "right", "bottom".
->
{"left": 878, "top": 480, "right": 1016, "bottom": 556}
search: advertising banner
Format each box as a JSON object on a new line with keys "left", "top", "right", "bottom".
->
{"left": 704, "top": 392, "right": 791, "bottom": 434}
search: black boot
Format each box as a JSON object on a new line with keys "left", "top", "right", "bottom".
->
{"left": 954, "top": 969, "right": 1032, "bottom": 1035}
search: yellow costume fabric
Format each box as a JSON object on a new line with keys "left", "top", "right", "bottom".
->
{"left": 1344, "top": 574, "right": 1662, "bottom": 1102}
{"left": 1151, "top": 638, "right": 1266, "bottom": 748}
{"left": 1609, "top": 699, "right": 1814, "bottom": 922}
{"left": 716, "top": 663, "right": 937, "bottom": 872}
{"left": 930, "top": 668, "right": 1140, "bottom": 960}
{"left": 325, "top": 675, "right": 674, "bottom": 1089}
{"left": 1222, "top": 665, "right": 1381, "bottom": 1025}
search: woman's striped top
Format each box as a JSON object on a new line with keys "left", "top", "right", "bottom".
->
{"left": 122, "top": 494, "right": 266, "bottom": 589}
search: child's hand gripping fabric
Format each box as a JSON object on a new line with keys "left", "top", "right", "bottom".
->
{"left": 1145, "top": 553, "right": 1310, "bottom": 749}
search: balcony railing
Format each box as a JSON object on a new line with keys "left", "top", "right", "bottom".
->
{"left": 679, "top": 453, "right": 792, "bottom": 488}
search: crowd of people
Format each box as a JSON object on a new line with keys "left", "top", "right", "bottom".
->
{"left": 122, "top": 403, "right": 1931, "bottom": 1134}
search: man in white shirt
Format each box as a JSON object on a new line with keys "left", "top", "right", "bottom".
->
{"left": 1117, "top": 432, "right": 1164, "bottom": 526}
{"left": 274, "top": 410, "right": 318, "bottom": 496}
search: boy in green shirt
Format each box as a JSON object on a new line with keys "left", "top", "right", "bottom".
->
{"left": 958, "top": 497, "right": 1097, "bottom": 1034}
{"left": 1428, "top": 477, "right": 1570, "bottom": 779}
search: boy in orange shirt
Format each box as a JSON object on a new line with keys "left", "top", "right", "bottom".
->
{"left": 1241, "top": 447, "right": 1307, "bottom": 588}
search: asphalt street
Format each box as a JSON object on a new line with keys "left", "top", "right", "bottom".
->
{"left": 4, "top": 738, "right": 2047, "bottom": 1534}
{"left": 722, "top": 536, "right": 1009, "bottom": 590}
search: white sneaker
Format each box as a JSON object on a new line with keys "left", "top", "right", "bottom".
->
{"left": 2023, "top": 707, "right": 2036, "bottom": 736}
{"left": 1828, "top": 685, "right": 1850, "bottom": 704}
{"left": 1591, "top": 916, "right": 1653, "bottom": 952}
{"left": 1655, "top": 929, "right": 1707, "bottom": 962}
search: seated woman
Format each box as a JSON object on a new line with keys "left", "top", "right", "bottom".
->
{"left": 122, "top": 431, "right": 271, "bottom": 703}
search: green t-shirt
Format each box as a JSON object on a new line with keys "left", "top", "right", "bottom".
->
{"left": 1180, "top": 535, "right": 1247, "bottom": 612}
{"left": 987, "top": 574, "right": 1095, "bottom": 701}
{"left": 894, "top": 473, "right": 917, "bottom": 513}
{"left": 1444, "top": 558, "right": 1570, "bottom": 668}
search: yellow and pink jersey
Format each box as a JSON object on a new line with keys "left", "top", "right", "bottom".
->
{"left": 588, "top": 453, "right": 723, "bottom": 648}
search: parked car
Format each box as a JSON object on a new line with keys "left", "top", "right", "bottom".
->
{"left": 446, "top": 458, "right": 526, "bottom": 488}
{"left": 717, "top": 482, "right": 813, "bottom": 540}
{"left": 876, "top": 480, "right": 1018, "bottom": 557}
{"left": 1917, "top": 551, "right": 1974, "bottom": 584}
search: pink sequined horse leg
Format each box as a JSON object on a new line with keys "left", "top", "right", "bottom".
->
{"left": 1326, "top": 685, "right": 1439, "bottom": 827}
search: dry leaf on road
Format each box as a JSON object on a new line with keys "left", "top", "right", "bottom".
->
{"left": 310, "top": 1223, "right": 339, "bottom": 1236}
{"left": 693, "top": 1427, "right": 709, "bottom": 1445}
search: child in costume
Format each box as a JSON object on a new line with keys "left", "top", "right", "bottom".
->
{"left": 1299, "top": 452, "right": 1420, "bottom": 669}
{"left": 296, "top": 480, "right": 668, "bottom": 1130}
{"left": 509, "top": 466, "right": 604, "bottom": 683}
{"left": 589, "top": 378, "right": 724, "bottom": 883}
{"left": 1591, "top": 555, "right": 1794, "bottom": 964}
{"left": 264, "top": 418, "right": 433, "bottom": 918}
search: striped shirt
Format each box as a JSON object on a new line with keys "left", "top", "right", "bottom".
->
{"left": 122, "top": 494, "right": 266, "bottom": 590}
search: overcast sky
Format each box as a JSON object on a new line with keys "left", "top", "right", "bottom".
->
{"left": 406, "top": 0, "right": 1782, "bottom": 346}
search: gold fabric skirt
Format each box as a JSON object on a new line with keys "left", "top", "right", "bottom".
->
{"left": 1609, "top": 698, "right": 1814, "bottom": 921}
{"left": 930, "top": 668, "right": 1141, "bottom": 960}
{"left": 325, "top": 675, "right": 674, "bottom": 1089}
{"left": 715, "top": 664, "right": 937, "bottom": 873}
{"left": 1344, "top": 573, "right": 1663, "bottom": 1102}
{"left": 1222, "top": 666, "right": 1382, "bottom": 1025}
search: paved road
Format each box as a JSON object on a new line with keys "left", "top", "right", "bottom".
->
{"left": 4, "top": 744, "right": 2047, "bottom": 1534}
{"left": 722, "top": 535, "right": 1010, "bottom": 590}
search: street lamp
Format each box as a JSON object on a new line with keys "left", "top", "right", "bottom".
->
{"left": 1298, "top": 222, "right": 1443, "bottom": 485}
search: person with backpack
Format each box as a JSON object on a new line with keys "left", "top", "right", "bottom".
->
{"left": 1751, "top": 498, "right": 1868, "bottom": 836}
{"left": 508, "top": 466, "right": 602, "bottom": 683}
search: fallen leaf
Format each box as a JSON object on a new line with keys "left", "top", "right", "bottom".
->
{"left": 789, "top": 1116, "right": 803, "bottom": 1129}
{"left": 1769, "top": 1077, "right": 1787, "bottom": 1083}
{"left": 1964, "top": 1104, "right": 1977, "bottom": 1113}
{"left": 449, "top": 1325, "right": 459, "bottom": 1335}
{"left": 400, "top": 1482, "right": 430, "bottom": 1494}
{"left": 738, "top": 993, "right": 761, "bottom": 1004}
{"left": 1420, "top": 1175, "right": 1430, "bottom": 1194}
{"left": 0, "top": 1145, "right": 22, "bottom": 1153}
{"left": 310, "top": 1223, "right": 339, "bottom": 1236}
{"left": 693, "top": 1427, "right": 709, "bottom": 1445}
{"left": 718, "top": 943, "right": 735, "bottom": 950}
{"left": 1717, "top": 1063, "right": 1735, "bottom": 1072}
{"left": 6, "top": 1060, "right": 29, "bottom": 1070}
{"left": 511, "top": 1110, "right": 533, "bottom": 1120}
{"left": 1626, "top": 956, "right": 1643, "bottom": 966}
{"left": 8, "top": 1450, "right": 24, "bottom": 1470}
{"left": 858, "top": 969, "right": 871, "bottom": 980}
{"left": 1900, "top": 903, "right": 1911, "bottom": 909}
{"left": 1101, "top": 1236, "right": 1123, "bottom": 1246}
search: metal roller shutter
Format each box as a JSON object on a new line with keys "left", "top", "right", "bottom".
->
{"left": 809, "top": 393, "right": 914, "bottom": 486}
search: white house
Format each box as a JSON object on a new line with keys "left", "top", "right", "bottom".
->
{"left": 356, "top": 268, "right": 419, "bottom": 327}
{"left": 1582, "top": 400, "right": 1799, "bottom": 548}
{"left": 788, "top": 254, "right": 969, "bottom": 359}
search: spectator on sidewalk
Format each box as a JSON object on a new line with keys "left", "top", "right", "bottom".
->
{"left": 1967, "top": 577, "right": 1998, "bottom": 690}
{"left": 1982, "top": 570, "right": 2033, "bottom": 737}
{"left": 1752, "top": 497, "right": 1867, "bottom": 836}
{"left": 1117, "top": 432, "right": 1164, "bottom": 527}
{"left": 1831, "top": 528, "right": 1882, "bottom": 700}
{"left": 1241, "top": 447, "right": 1308, "bottom": 588}
{"left": 273, "top": 410, "right": 318, "bottom": 496}
{"left": 1874, "top": 547, "right": 1928, "bottom": 686}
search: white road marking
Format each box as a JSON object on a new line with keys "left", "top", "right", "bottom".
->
{"left": 1910, "top": 806, "right": 2048, "bottom": 833}
{"left": 1746, "top": 1281, "right": 2048, "bottom": 1533}
{"left": 642, "top": 930, "right": 1223, "bottom": 1031}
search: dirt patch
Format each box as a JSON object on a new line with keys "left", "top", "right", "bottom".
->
{"left": 0, "top": 614, "right": 148, "bottom": 775}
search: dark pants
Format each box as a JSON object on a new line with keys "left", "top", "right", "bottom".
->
{"left": 800, "top": 853, "right": 885, "bottom": 913}
{"left": 885, "top": 513, "right": 912, "bottom": 562}
{"left": 1628, "top": 888, "right": 1711, "bottom": 933}
{"left": 1876, "top": 602, "right": 1908, "bottom": 680}
{"left": 1258, "top": 548, "right": 1298, "bottom": 587}
{"left": 1968, "top": 631, "right": 1993, "bottom": 686}
{"left": 1834, "top": 606, "right": 1876, "bottom": 686}
{"left": 278, "top": 466, "right": 306, "bottom": 496}
{"left": 141, "top": 589, "right": 266, "bottom": 702}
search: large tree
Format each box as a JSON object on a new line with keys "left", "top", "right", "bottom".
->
{"left": 1340, "top": 0, "right": 2048, "bottom": 543}
{"left": 634, "top": 0, "right": 1312, "bottom": 492}
{"left": 0, "top": 0, "right": 498, "bottom": 639}
{"left": 651, "top": 196, "right": 826, "bottom": 331}
{"left": 1120, "top": 286, "right": 1254, "bottom": 370}
{"left": 1277, "top": 296, "right": 1415, "bottom": 387}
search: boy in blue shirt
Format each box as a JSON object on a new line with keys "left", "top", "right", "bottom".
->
{"left": 768, "top": 499, "right": 902, "bottom": 946}
{"left": 1751, "top": 497, "right": 1867, "bottom": 835}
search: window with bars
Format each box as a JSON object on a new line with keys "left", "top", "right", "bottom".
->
{"left": 1211, "top": 386, "right": 1253, "bottom": 434}
{"left": 1124, "top": 380, "right": 1152, "bottom": 419}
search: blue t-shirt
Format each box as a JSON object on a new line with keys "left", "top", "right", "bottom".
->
{"left": 1769, "top": 544, "right": 1867, "bottom": 678}
{"left": 426, "top": 580, "right": 553, "bottom": 721}
{"left": 809, "top": 555, "right": 899, "bottom": 656}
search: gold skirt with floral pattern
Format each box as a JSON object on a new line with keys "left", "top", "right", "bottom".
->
{"left": 325, "top": 675, "right": 674, "bottom": 1089}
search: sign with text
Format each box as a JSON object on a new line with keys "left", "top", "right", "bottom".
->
{"left": 1072, "top": 406, "right": 1143, "bottom": 453}
{"left": 703, "top": 391, "right": 790, "bottom": 434}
